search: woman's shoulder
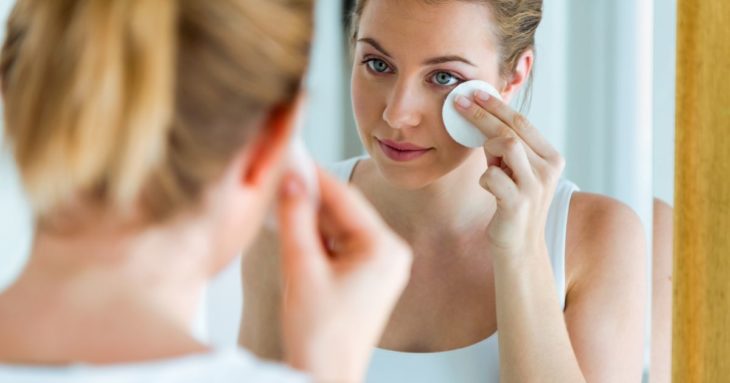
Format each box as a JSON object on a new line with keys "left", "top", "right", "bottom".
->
{"left": 567, "top": 192, "right": 643, "bottom": 229}
{"left": 564, "top": 192, "right": 646, "bottom": 286}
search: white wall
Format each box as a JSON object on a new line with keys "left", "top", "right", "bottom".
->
{"left": 302, "top": 0, "right": 348, "bottom": 164}
{"left": 653, "top": 0, "right": 677, "bottom": 205}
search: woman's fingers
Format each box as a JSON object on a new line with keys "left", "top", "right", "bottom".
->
{"left": 455, "top": 94, "right": 513, "bottom": 139}
{"left": 454, "top": 94, "right": 541, "bottom": 167}
{"left": 454, "top": 92, "right": 557, "bottom": 162}
{"left": 472, "top": 90, "right": 559, "bottom": 160}
{"left": 316, "top": 168, "right": 385, "bottom": 243}
{"left": 479, "top": 165, "right": 519, "bottom": 206}
{"left": 483, "top": 136, "right": 536, "bottom": 188}
{"left": 277, "top": 172, "right": 327, "bottom": 280}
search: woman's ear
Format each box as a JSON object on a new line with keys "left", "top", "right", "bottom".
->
{"left": 500, "top": 50, "right": 534, "bottom": 104}
{"left": 243, "top": 93, "right": 305, "bottom": 188}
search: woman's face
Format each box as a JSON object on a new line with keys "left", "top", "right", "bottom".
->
{"left": 351, "top": 0, "right": 504, "bottom": 189}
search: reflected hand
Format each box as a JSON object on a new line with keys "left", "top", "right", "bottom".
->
{"left": 454, "top": 91, "right": 565, "bottom": 259}
{"left": 277, "top": 168, "right": 412, "bottom": 383}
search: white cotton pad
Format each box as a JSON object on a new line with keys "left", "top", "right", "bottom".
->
{"left": 289, "top": 136, "right": 319, "bottom": 202}
{"left": 264, "top": 100, "right": 319, "bottom": 231}
{"left": 264, "top": 136, "right": 319, "bottom": 231}
{"left": 442, "top": 80, "right": 502, "bottom": 148}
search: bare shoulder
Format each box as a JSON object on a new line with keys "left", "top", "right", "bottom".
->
{"left": 653, "top": 198, "right": 673, "bottom": 240}
{"left": 651, "top": 197, "right": 673, "bottom": 272}
{"left": 564, "top": 192, "right": 646, "bottom": 287}
{"left": 654, "top": 197, "right": 673, "bottom": 217}
{"left": 560, "top": 197, "right": 648, "bottom": 380}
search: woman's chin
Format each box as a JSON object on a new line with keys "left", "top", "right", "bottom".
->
{"left": 363, "top": 144, "right": 470, "bottom": 190}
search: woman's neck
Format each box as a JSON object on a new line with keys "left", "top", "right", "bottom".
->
{"left": 359, "top": 152, "right": 496, "bottom": 245}
{"left": 0, "top": 215, "right": 213, "bottom": 365}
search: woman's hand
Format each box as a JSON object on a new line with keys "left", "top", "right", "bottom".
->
{"left": 277, "top": 168, "right": 412, "bottom": 383}
{"left": 455, "top": 92, "right": 591, "bottom": 383}
{"left": 454, "top": 90, "right": 565, "bottom": 259}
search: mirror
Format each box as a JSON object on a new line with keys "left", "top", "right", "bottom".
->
{"left": 0, "top": 0, "right": 676, "bottom": 382}
{"left": 297, "top": 1, "right": 676, "bottom": 382}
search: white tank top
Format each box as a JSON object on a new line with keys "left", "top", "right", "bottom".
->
{"left": 325, "top": 157, "right": 579, "bottom": 383}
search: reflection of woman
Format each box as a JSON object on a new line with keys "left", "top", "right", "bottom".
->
{"left": 242, "top": 0, "right": 646, "bottom": 381}
{"left": 0, "top": 1, "right": 412, "bottom": 382}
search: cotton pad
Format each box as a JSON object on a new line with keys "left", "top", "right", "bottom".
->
{"left": 289, "top": 135, "right": 319, "bottom": 202}
{"left": 264, "top": 103, "right": 319, "bottom": 231}
{"left": 442, "top": 80, "right": 502, "bottom": 148}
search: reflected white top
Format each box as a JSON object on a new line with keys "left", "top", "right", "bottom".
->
{"left": 0, "top": 348, "right": 310, "bottom": 383}
{"left": 326, "top": 156, "right": 578, "bottom": 383}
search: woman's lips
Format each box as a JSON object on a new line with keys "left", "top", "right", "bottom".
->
{"left": 376, "top": 138, "right": 433, "bottom": 162}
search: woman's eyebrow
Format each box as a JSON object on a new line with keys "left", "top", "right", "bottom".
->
{"left": 357, "top": 37, "right": 393, "bottom": 58}
{"left": 357, "top": 37, "right": 475, "bottom": 67}
{"left": 422, "top": 56, "right": 476, "bottom": 67}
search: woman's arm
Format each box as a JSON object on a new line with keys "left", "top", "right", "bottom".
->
{"left": 491, "top": 232, "right": 589, "bottom": 383}
{"left": 239, "top": 228, "right": 285, "bottom": 361}
{"left": 494, "top": 193, "right": 646, "bottom": 383}
{"left": 650, "top": 198, "right": 673, "bottom": 383}
{"left": 238, "top": 170, "right": 412, "bottom": 382}
{"left": 561, "top": 193, "right": 647, "bottom": 382}
{"left": 453, "top": 90, "right": 646, "bottom": 382}
{"left": 488, "top": 195, "right": 646, "bottom": 383}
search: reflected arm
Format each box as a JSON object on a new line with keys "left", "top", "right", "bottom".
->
{"left": 494, "top": 192, "right": 646, "bottom": 383}
{"left": 561, "top": 193, "right": 647, "bottom": 382}
{"left": 650, "top": 198, "right": 673, "bottom": 383}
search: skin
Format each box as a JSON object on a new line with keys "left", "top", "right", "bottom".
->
{"left": 241, "top": 1, "right": 647, "bottom": 382}
{"left": 0, "top": 107, "right": 297, "bottom": 365}
{"left": 651, "top": 198, "right": 673, "bottom": 383}
{"left": 0, "top": 96, "right": 412, "bottom": 383}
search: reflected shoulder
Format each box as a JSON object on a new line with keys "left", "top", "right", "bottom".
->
{"left": 565, "top": 192, "right": 646, "bottom": 287}
{"left": 653, "top": 197, "right": 673, "bottom": 238}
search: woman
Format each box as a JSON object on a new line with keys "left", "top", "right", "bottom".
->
{"left": 240, "top": 0, "right": 647, "bottom": 382}
{"left": 0, "top": 1, "right": 412, "bottom": 382}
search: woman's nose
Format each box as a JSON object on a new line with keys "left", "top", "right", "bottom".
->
{"left": 382, "top": 81, "right": 424, "bottom": 129}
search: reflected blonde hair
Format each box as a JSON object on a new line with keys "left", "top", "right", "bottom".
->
{"left": 1, "top": 0, "right": 313, "bottom": 222}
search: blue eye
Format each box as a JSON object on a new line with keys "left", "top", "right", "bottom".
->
{"left": 366, "top": 58, "right": 392, "bottom": 73}
{"left": 431, "top": 71, "right": 460, "bottom": 86}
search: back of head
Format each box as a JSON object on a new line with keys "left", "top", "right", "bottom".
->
{"left": 1, "top": 0, "right": 313, "bottom": 223}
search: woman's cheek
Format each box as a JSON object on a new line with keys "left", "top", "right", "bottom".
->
{"left": 352, "top": 73, "right": 384, "bottom": 131}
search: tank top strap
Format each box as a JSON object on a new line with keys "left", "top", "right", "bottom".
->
{"left": 322, "top": 156, "right": 364, "bottom": 183}
{"left": 544, "top": 178, "right": 580, "bottom": 310}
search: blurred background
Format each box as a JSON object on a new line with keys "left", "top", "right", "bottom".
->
{"left": 0, "top": 0, "right": 675, "bottom": 366}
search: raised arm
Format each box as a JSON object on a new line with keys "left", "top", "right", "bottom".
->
{"left": 563, "top": 193, "right": 647, "bottom": 382}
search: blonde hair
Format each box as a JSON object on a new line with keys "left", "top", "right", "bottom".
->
{"left": 348, "top": 0, "right": 542, "bottom": 105}
{"left": 1, "top": 0, "right": 313, "bottom": 221}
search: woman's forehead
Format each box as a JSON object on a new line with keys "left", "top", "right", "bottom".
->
{"left": 357, "top": 0, "right": 498, "bottom": 64}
